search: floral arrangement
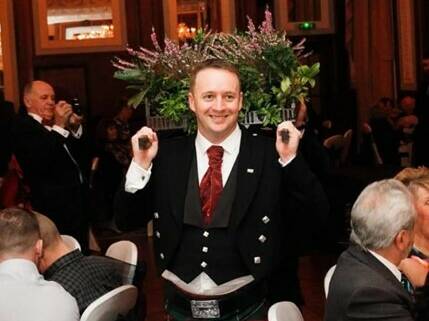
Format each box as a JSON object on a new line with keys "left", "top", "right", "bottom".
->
{"left": 113, "top": 9, "right": 319, "bottom": 133}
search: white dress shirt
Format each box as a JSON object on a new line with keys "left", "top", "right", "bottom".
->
{"left": 0, "top": 258, "right": 79, "bottom": 321}
{"left": 28, "top": 112, "right": 82, "bottom": 139}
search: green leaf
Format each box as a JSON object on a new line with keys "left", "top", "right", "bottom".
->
{"left": 128, "top": 89, "right": 148, "bottom": 108}
{"left": 281, "top": 78, "right": 291, "bottom": 92}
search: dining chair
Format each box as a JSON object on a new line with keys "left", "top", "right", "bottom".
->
{"left": 268, "top": 301, "right": 304, "bottom": 321}
{"left": 105, "top": 240, "right": 138, "bottom": 265}
{"left": 324, "top": 265, "right": 337, "bottom": 298}
{"left": 105, "top": 240, "right": 138, "bottom": 284}
{"left": 79, "top": 284, "right": 138, "bottom": 321}
{"left": 61, "top": 234, "right": 81, "bottom": 251}
{"left": 341, "top": 129, "right": 353, "bottom": 164}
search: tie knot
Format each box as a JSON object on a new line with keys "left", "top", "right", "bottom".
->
{"left": 207, "top": 145, "right": 223, "bottom": 165}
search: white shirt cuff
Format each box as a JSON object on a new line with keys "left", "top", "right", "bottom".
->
{"left": 278, "top": 154, "right": 296, "bottom": 167}
{"left": 70, "top": 125, "right": 83, "bottom": 138}
{"left": 52, "top": 125, "right": 70, "bottom": 138}
{"left": 125, "top": 160, "right": 152, "bottom": 193}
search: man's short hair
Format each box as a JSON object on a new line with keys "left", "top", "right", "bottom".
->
{"left": 23, "top": 81, "right": 34, "bottom": 99}
{"left": 34, "top": 212, "right": 62, "bottom": 250}
{"left": 189, "top": 59, "right": 241, "bottom": 92}
{"left": 0, "top": 208, "right": 40, "bottom": 256}
{"left": 350, "top": 179, "right": 416, "bottom": 250}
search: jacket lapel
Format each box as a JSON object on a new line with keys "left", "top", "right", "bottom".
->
{"left": 230, "top": 130, "right": 265, "bottom": 229}
{"left": 167, "top": 135, "right": 195, "bottom": 227}
{"left": 351, "top": 246, "right": 413, "bottom": 299}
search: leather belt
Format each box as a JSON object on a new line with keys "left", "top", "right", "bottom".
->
{"left": 166, "top": 282, "right": 266, "bottom": 319}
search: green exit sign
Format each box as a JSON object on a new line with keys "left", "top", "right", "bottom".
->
{"left": 298, "top": 22, "right": 315, "bottom": 30}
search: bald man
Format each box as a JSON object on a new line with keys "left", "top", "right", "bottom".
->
{"left": 11, "top": 80, "right": 89, "bottom": 251}
{"left": 35, "top": 212, "right": 123, "bottom": 314}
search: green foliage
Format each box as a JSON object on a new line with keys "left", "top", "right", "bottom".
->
{"left": 113, "top": 9, "right": 319, "bottom": 133}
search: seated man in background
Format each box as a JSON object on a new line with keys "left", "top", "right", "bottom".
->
{"left": 324, "top": 179, "right": 416, "bottom": 321}
{"left": 0, "top": 207, "right": 79, "bottom": 321}
{"left": 395, "top": 167, "right": 429, "bottom": 321}
{"left": 35, "top": 212, "right": 123, "bottom": 314}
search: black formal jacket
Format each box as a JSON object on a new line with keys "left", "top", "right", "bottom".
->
{"left": 116, "top": 129, "right": 328, "bottom": 281}
{"left": 11, "top": 114, "right": 88, "bottom": 238}
{"left": 324, "top": 245, "right": 415, "bottom": 321}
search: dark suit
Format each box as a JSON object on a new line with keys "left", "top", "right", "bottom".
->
{"left": 0, "top": 100, "right": 15, "bottom": 177}
{"left": 116, "top": 128, "right": 328, "bottom": 301}
{"left": 324, "top": 245, "right": 415, "bottom": 321}
{"left": 11, "top": 114, "right": 89, "bottom": 249}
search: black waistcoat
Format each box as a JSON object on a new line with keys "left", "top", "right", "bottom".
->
{"left": 169, "top": 156, "right": 249, "bottom": 284}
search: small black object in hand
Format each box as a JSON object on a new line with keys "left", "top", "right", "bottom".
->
{"left": 279, "top": 129, "right": 289, "bottom": 144}
{"left": 71, "top": 98, "right": 82, "bottom": 115}
{"left": 138, "top": 135, "right": 152, "bottom": 150}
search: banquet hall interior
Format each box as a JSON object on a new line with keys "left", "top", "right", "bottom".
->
{"left": 1, "top": 1, "right": 429, "bottom": 321}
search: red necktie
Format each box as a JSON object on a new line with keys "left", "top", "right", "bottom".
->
{"left": 200, "top": 145, "right": 224, "bottom": 225}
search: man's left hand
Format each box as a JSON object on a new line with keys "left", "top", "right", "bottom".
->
{"left": 68, "top": 113, "right": 83, "bottom": 131}
{"left": 276, "top": 121, "right": 301, "bottom": 163}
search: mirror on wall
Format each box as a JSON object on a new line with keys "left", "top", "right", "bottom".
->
{"left": 32, "top": 0, "right": 127, "bottom": 55}
{"left": 275, "top": 0, "right": 334, "bottom": 35}
{"left": 163, "top": 0, "right": 235, "bottom": 41}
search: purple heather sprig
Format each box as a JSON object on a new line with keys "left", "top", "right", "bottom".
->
{"left": 260, "top": 9, "right": 274, "bottom": 34}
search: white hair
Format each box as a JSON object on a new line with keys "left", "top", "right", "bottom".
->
{"left": 350, "top": 179, "right": 416, "bottom": 250}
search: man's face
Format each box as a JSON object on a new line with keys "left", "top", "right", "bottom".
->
{"left": 188, "top": 68, "right": 243, "bottom": 144}
{"left": 25, "top": 81, "right": 56, "bottom": 121}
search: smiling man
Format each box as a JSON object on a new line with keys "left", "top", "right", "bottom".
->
{"left": 116, "top": 59, "right": 328, "bottom": 321}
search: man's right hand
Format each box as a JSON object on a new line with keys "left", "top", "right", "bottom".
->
{"left": 54, "top": 100, "right": 73, "bottom": 128}
{"left": 131, "top": 126, "right": 158, "bottom": 170}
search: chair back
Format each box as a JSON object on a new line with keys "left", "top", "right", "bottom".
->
{"left": 61, "top": 234, "right": 81, "bottom": 251}
{"left": 323, "top": 134, "right": 345, "bottom": 167}
{"left": 324, "top": 130, "right": 353, "bottom": 167}
{"left": 268, "top": 301, "right": 304, "bottom": 321}
{"left": 340, "top": 129, "right": 353, "bottom": 164}
{"left": 324, "top": 265, "right": 336, "bottom": 298}
{"left": 106, "top": 240, "right": 138, "bottom": 284}
{"left": 362, "top": 123, "right": 383, "bottom": 165}
{"left": 106, "top": 240, "right": 138, "bottom": 265}
{"left": 80, "top": 285, "right": 138, "bottom": 321}
{"left": 323, "top": 134, "right": 344, "bottom": 150}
